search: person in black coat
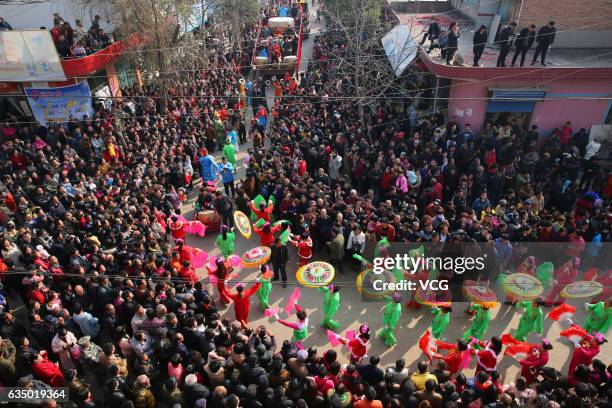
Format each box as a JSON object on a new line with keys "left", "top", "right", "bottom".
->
{"left": 270, "top": 238, "right": 289, "bottom": 287}
{"left": 496, "top": 22, "right": 517, "bottom": 67}
{"left": 420, "top": 16, "right": 440, "bottom": 48}
{"left": 511, "top": 24, "right": 536, "bottom": 66}
{"left": 472, "top": 25, "right": 488, "bottom": 67}
{"left": 531, "top": 21, "right": 556, "bottom": 65}
{"left": 446, "top": 24, "right": 460, "bottom": 65}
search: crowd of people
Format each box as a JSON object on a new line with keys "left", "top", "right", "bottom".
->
{"left": 0, "top": 1, "right": 610, "bottom": 408}
{"left": 419, "top": 17, "right": 558, "bottom": 67}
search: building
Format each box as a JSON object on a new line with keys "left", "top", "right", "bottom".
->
{"left": 0, "top": 0, "right": 144, "bottom": 123}
{"left": 390, "top": 0, "right": 612, "bottom": 137}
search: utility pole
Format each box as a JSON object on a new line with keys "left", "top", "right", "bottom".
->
{"left": 151, "top": 0, "right": 164, "bottom": 73}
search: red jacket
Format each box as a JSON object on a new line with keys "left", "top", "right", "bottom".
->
{"left": 254, "top": 224, "right": 281, "bottom": 246}
{"left": 32, "top": 355, "right": 65, "bottom": 387}
{"left": 228, "top": 283, "right": 262, "bottom": 323}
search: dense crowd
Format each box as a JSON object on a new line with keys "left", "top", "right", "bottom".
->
{"left": 0, "top": 1, "right": 611, "bottom": 408}
{"left": 47, "top": 13, "right": 112, "bottom": 58}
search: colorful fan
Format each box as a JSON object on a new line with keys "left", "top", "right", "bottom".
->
{"left": 505, "top": 343, "right": 534, "bottom": 360}
{"left": 462, "top": 280, "right": 497, "bottom": 308}
{"left": 227, "top": 254, "right": 243, "bottom": 268}
{"left": 241, "top": 246, "right": 272, "bottom": 268}
{"left": 233, "top": 211, "right": 252, "bottom": 239}
{"left": 560, "top": 324, "right": 587, "bottom": 343}
{"left": 501, "top": 273, "right": 544, "bottom": 300}
{"left": 419, "top": 330, "right": 437, "bottom": 362}
{"left": 548, "top": 303, "right": 576, "bottom": 321}
{"left": 356, "top": 267, "right": 396, "bottom": 299}
{"left": 416, "top": 287, "right": 452, "bottom": 307}
{"left": 296, "top": 261, "right": 335, "bottom": 287}
{"left": 560, "top": 281, "right": 603, "bottom": 299}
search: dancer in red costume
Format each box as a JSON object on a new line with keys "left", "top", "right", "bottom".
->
{"left": 434, "top": 339, "right": 470, "bottom": 374}
{"left": 518, "top": 340, "right": 552, "bottom": 384}
{"left": 250, "top": 200, "right": 274, "bottom": 222}
{"left": 289, "top": 232, "right": 313, "bottom": 266}
{"left": 545, "top": 257, "right": 580, "bottom": 306}
{"left": 227, "top": 281, "right": 262, "bottom": 328}
{"left": 254, "top": 222, "right": 282, "bottom": 246}
{"left": 474, "top": 336, "right": 503, "bottom": 374}
{"left": 207, "top": 257, "right": 233, "bottom": 305}
{"left": 179, "top": 261, "right": 198, "bottom": 284}
{"left": 175, "top": 239, "right": 208, "bottom": 269}
{"left": 339, "top": 324, "right": 370, "bottom": 364}
{"left": 567, "top": 332, "right": 604, "bottom": 384}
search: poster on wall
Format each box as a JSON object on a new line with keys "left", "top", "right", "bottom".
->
{"left": 0, "top": 30, "right": 66, "bottom": 82}
{"left": 24, "top": 81, "right": 94, "bottom": 126}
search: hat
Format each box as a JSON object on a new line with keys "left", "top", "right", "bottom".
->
{"left": 407, "top": 171, "right": 417, "bottom": 185}
{"left": 297, "top": 349, "right": 308, "bottom": 361}
{"left": 17, "top": 375, "right": 33, "bottom": 387}
{"left": 195, "top": 399, "right": 207, "bottom": 408}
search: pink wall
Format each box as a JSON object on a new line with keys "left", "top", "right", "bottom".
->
{"left": 447, "top": 78, "right": 612, "bottom": 133}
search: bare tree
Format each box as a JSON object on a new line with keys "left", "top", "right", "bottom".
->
{"left": 323, "top": 0, "right": 415, "bottom": 121}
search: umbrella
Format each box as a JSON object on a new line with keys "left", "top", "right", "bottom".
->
{"left": 560, "top": 281, "right": 603, "bottom": 299}
{"left": 296, "top": 261, "right": 335, "bottom": 287}
{"left": 501, "top": 273, "right": 544, "bottom": 300}
{"left": 241, "top": 246, "right": 272, "bottom": 268}
{"left": 233, "top": 211, "right": 252, "bottom": 239}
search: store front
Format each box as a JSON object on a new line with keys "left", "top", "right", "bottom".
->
{"left": 484, "top": 88, "right": 546, "bottom": 129}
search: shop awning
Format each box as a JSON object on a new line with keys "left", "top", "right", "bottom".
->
{"left": 381, "top": 24, "right": 417, "bottom": 77}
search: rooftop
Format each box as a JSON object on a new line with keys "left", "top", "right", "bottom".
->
{"left": 397, "top": 11, "right": 612, "bottom": 80}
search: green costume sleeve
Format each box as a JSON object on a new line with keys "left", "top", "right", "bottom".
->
{"left": 536, "top": 262, "right": 554, "bottom": 288}
{"left": 535, "top": 306, "right": 543, "bottom": 335}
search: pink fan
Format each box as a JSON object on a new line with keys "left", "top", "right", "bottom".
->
{"left": 284, "top": 287, "right": 301, "bottom": 315}
{"left": 192, "top": 249, "right": 209, "bottom": 269}
{"left": 345, "top": 329, "right": 356, "bottom": 341}
{"left": 176, "top": 214, "right": 188, "bottom": 223}
{"left": 265, "top": 307, "right": 280, "bottom": 318}
{"left": 561, "top": 325, "right": 587, "bottom": 344}
{"left": 185, "top": 221, "right": 206, "bottom": 237}
{"left": 458, "top": 349, "right": 473, "bottom": 370}
{"left": 548, "top": 304, "right": 575, "bottom": 322}
{"left": 327, "top": 330, "right": 341, "bottom": 347}
{"left": 227, "top": 254, "right": 242, "bottom": 268}
{"left": 505, "top": 343, "right": 533, "bottom": 360}
{"left": 207, "top": 256, "right": 218, "bottom": 273}
{"left": 208, "top": 275, "right": 218, "bottom": 285}
{"left": 419, "top": 330, "right": 437, "bottom": 362}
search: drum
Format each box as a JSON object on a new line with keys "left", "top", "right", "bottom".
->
{"left": 296, "top": 261, "right": 335, "bottom": 288}
{"left": 282, "top": 55, "right": 297, "bottom": 64}
{"left": 462, "top": 280, "right": 497, "bottom": 308}
{"left": 254, "top": 56, "right": 268, "bottom": 65}
{"left": 560, "top": 281, "right": 603, "bottom": 299}
{"left": 198, "top": 210, "right": 221, "bottom": 232}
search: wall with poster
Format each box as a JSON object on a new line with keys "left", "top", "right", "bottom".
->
{"left": 24, "top": 81, "right": 94, "bottom": 126}
{"left": 0, "top": 30, "right": 65, "bottom": 82}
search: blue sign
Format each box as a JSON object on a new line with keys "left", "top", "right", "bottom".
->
{"left": 25, "top": 81, "right": 94, "bottom": 126}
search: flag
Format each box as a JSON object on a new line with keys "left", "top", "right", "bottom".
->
{"left": 285, "top": 287, "right": 301, "bottom": 314}
{"left": 327, "top": 330, "right": 341, "bottom": 347}
{"left": 548, "top": 304, "right": 575, "bottom": 322}
{"left": 505, "top": 343, "right": 533, "bottom": 360}
{"left": 560, "top": 324, "right": 587, "bottom": 344}
{"left": 419, "top": 330, "right": 437, "bottom": 362}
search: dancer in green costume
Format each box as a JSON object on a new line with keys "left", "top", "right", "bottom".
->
{"left": 215, "top": 225, "right": 235, "bottom": 258}
{"left": 462, "top": 303, "right": 491, "bottom": 341}
{"left": 584, "top": 301, "right": 612, "bottom": 334}
{"left": 431, "top": 306, "right": 452, "bottom": 339}
{"left": 256, "top": 264, "right": 273, "bottom": 311}
{"left": 320, "top": 284, "right": 341, "bottom": 330}
{"left": 223, "top": 138, "right": 237, "bottom": 167}
{"left": 513, "top": 300, "right": 543, "bottom": 341}
{"left": 378, "top": 292, "right": 402, "bottom": 347}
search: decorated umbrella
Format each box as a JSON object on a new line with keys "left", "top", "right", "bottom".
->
{"left": 462, "top": 280, "right": 498, "bottom": 308}
{"left": 416, "top": 287, "right": 452, "bottom": 308}
{"left": 233, "top": 211, "right": 252, "bottom": 239}
{"left": 356, "top": 267, "right": 396, "bottom": 299}
{"left": 296, "top": 261, "right": 335, "bottom": 287}
{"left": 241, "top": 246, "right": 272, "bottom": 268}
{"left": 560, "top": 281, "right": 603, "bottom": 299}
{"left": 501, "top": 273, "right": 544, "bottom": 300}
